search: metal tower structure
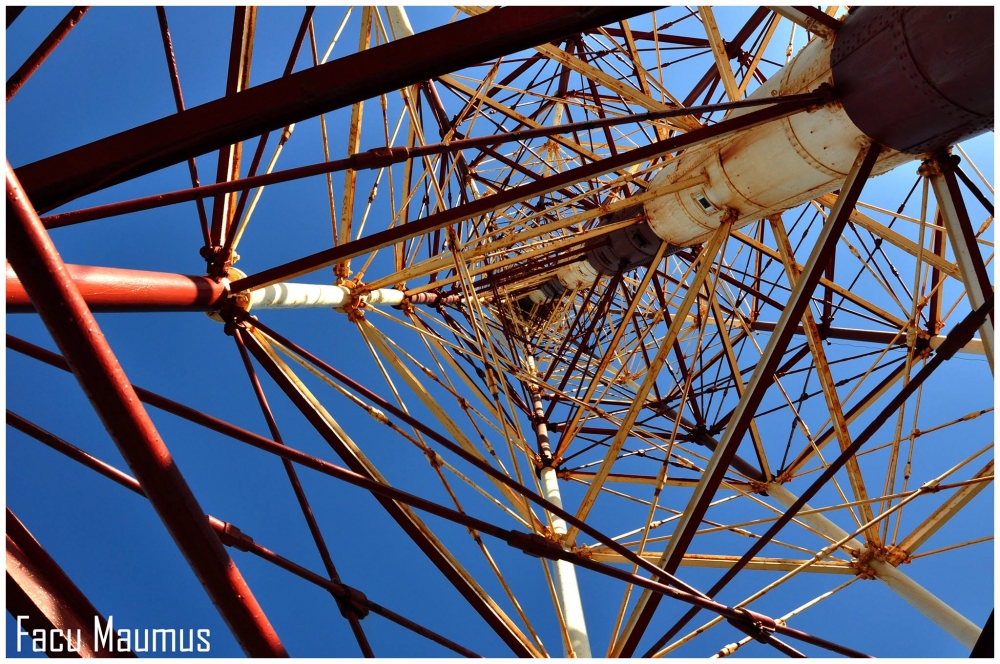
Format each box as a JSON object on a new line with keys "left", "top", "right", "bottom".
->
{"left": 6, "top": 5, "right": 995, "bottom": 658}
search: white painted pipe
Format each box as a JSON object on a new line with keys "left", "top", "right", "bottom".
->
{"left": 384, "top": 6, "right": 415, "bottom": 40}
{"left": 248, "top": 283, "right": 405, "bottom": 310}
{"left": 868, "top": 559, "right": 980, "bottom": 650}
{"left": 540, "top": 466, "right": 592, "bottom": 658}
{"left": 767, "top": 482, "right": 981, "bottom": 649}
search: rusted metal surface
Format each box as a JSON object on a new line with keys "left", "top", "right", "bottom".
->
{"left": 643, "top": 293, "right": 993, "bottom": 656}
{"left": 6, "top": 263, "right": 226, "bottom": 313}
{"left": 230, "top": 95, "right": 821, "bottom": 294}
{"left": 6, "top": 507, "right": 132, "bottom": 657}
{"left": 6, "top": 163, "right": 288, "bottom": 658}
{"left": 235, "top": 325, "right": 540, "bottom": 658}
{"left": 154, "top": 6, "right": 210, "bottom": 246}
{"left": 614, "top": 144, "right": 883, "bottom": 658}
{"left": 6, "top": 6, "right": 88, "bottom": 102}
{"left": 832, "top": 6, "right": 994, "bottom": 154}
{"left": 14, "top": 6, "right": 656, "bottom": 212}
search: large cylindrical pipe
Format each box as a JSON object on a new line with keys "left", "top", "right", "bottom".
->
{"left": 832, "top": 7, "right": 993, "bottom": 155}
{"left": 521, "top": 6, "right": 993, "bottom": 305}
{"left": 539, "top": 466, "right": 593, "bottom": 658}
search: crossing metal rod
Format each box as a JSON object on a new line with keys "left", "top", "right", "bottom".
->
{"left": 642, "top": 293, "right": 993, "bottom": 656}
{"left": 6, "top": 411, "right": 481, "bottom": 658}
{"left": 6, "top": 6, "right": 88, "bottom": 102}
{"left": 613, "top": 143, "right": 885, "bottom": 658}
{"left": 15, "top": 6, "right": 655, "bottom": 212}
{"left": 235, "top": 325, "right": 540, "bottom": 658}
{"left": 231, "top": 331, "right": 374, "bottom": 658}
{"left": 6, "top": 335, "right": 866, "bottom": 658}
{"left": 5, "top": 162, "right": 288, "bottom": 658}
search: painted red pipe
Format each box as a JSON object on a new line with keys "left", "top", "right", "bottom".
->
{"left": 832, "top": 6, "right": 993, "bottom": 154}
{"left": 6, "top": 262, "right": 226, "bottom": 313}
{"left": 7, "top": 507, "right": 134, "bottom": 657}
{"left": 5, "top": 162, "right": 288, "bottom": 657}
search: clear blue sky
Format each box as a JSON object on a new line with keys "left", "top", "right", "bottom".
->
{"left": 6, "top": 6, "right": 994, "bottom": 659}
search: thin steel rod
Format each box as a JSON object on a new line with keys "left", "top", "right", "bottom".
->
{"left": 644, "top": 293, "right": 993, "bottom": 655}
{"left": 154, "top": 5, "right": 210, "bottom": 247}
{"left": 6, "top": 6, "right": 88, "bottom": 102}
{"left": 236, "top": 325, "right": 539, "bottom": 657}
{"left": 222, "top": 6, "right": 315, "bottom": 257}
{"left": 615, "top": 143, "right": 884, "bottom": 657}
{"left": 232, "top": 331, "right": 374, "bottom": 657}
{"left": 39, "top": 91, "right": 824, "bottom": 230}
{"left": 4, "top": 332, "right": 865, "bottom": 658}
{"left": 7, "top": 411, "right": 480, "bottom": 658}
{"left": 230, "top": 93, "right": 825, "bottom": 293}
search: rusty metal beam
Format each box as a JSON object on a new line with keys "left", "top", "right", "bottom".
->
{"left": 5, "top": 163, "right": 288, "bottom": 657}
{"left": 6, "top": 262, "right": 226, "bottom": 313}
{"left": 230, "top": 93, "right": 822, "bottom": 294}
{"left": 209, "top": 6, "right": 256, "bottom": 251}
{"left": 612, "top": 143, "right": 883, "bottom": 657}
{"left": 642, "top": 292, "right": 993, "bottom": 656}
{"left": 236, "top": 325, "right": 540, "bottom": 658}
{"left": 7, "top": 507, "right": 133, "bottom": 657}
{"left": 928, "top": 154, "right": 994, "bottom": 373}
{"left": 6, "top": 6, "right": 88, "bottom": 102}
{"left": 15, "top": 6, "right": 656, "bottom": 212}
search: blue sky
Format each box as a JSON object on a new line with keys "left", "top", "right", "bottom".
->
{"left": 6, "top": 6, "right": 994, "bottom": 659}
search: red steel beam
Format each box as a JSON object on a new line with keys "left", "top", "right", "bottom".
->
{"left": 7, "top": 410, "right": 480, "bottom": 659}
{"left": 7, "top": 507, "right": 134, "bottom": 658}
{"left": 37, "top": 90, "right": 823, "bottom": 230}
{"left": 6, "top": 262, "right": 226, "bottom": 313}
{"left": 5, "top": 163, "right": 287, "bottom": 657}
{"left": 14, "top": 6, "right": 657, "bottom": 212}
{"left": 6, "top": 6, "right": 88, "bottom": 102}
{"left": 230, "top": 93, "right": 824, "bottom": 294}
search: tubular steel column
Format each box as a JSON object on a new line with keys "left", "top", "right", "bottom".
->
{"left": 5, "top": 163, "right": 288, "bottom": 658}
{"left": 7, "top": 507, "right": 134, "bottom": 657}
{"left": 927, "top": 154, "right": 994, "bottom": 374}
{"left": 766, "top": 482, "right": 981, "bottom": 649}
{"left": 613, "top": 144, "right": 884, "bottom": 657}
{"left": 526, "top": 356, "right": 591, "bottom": 658}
